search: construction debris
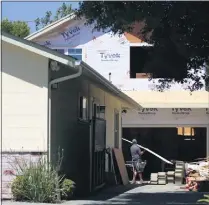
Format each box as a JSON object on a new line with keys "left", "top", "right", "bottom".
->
{"left": 183, "top": 161, "right": 209, "bottom": 191}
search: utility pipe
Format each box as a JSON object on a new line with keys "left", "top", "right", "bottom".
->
{"left": 48, "top": 64, "right": 82, "bottom": 162}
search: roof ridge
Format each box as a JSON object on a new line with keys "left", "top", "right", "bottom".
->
{"left": 25, "top": 12, "right": 75, "bottom": 40}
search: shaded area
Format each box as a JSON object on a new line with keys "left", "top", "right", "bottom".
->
{"left": 2, "top": 185, "right": 208, "bottom": 204}
{"left": 66, "top": 184, "right": 208, "bottom": 205}
{"left": 122, "top": 127, "right": 206, "bottom": 180}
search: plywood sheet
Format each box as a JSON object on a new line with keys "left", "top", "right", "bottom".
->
{"left": 113, "top": 148, "right": 129, "bottom": 185}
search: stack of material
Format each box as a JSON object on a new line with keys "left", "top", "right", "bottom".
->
{"left": 199, "top": 162, "right": 209, "bottom": 177}
{"left": 150, "top": 173, "right": 158, "bottom": 185}
{"left": 158, "top": 172, "right": 167, "bottom": 185}
{"left": 175, "top": 161, "right": 185, "bottom": 185}
{"left": 167, "top": 171, "right": 175, "bottom": 184}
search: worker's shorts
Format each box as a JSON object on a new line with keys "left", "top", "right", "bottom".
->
{"left": 132, "top": 159, "right": 146, "bottom": 173}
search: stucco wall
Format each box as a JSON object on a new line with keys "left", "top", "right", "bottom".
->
{"left": 2, "top": 41, "right": 48, "bottom": 152}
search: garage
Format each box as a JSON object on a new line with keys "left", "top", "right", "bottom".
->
{"left": 122, "top": 127, "right": 207, "bottom": 180}
{"left": 121, "top": 91, "right": 209, "bottom": 182}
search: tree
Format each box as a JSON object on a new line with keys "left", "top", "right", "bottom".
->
{"left": 1, "top": 18, "right": 30, "bottom": 38}
{"left": 77, "top": 1, "right": 209, "bottom": 91}
{"left": 35, "top": 3, "right": 74, "bottom": 31}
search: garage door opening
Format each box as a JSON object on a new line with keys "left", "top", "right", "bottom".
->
{"left": 122, "top": 127, "right": 206, "bottom": 180}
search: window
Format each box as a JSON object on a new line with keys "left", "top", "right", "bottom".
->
{"left": 98, "top": 105, "right": 105, "bottom": 119}
{"left": 92, "top": 101, "right": 105, "bottom": 119}
{"left": 68, "top": 48, "right": 82, "bottom": 61}
{"left": 177, "top": 127, "right": 195, "bottom": 141}
{"left": 177, "top": 127, "right": 195, "bottom": 136}
{"left": 54, "top": 49, "right": 65, "bottom": 54}
{"left": 79, "top": 96, "right": 88, "bottom": 120}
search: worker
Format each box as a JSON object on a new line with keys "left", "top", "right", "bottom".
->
{"left": 130, "top": 139, "right": 145, "bottom": 184}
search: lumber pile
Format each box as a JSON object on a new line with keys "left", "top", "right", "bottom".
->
{"left": 167, "top": 171, "right": 175, "bottom": 184}
{"left": 175, "top": 161, "right": 185, "bottom": 185}
{"left": 150, "top": 173, "right": 158, "bottom": 185}
{"left": 158, "top": 172, "right": 167, "bottom": 185}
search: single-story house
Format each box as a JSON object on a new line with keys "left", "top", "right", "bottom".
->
{"left": 1, "top": 32, "right": 141, "bottom": 198}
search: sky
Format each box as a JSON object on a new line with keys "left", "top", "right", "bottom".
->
{"left": 2, "top": 1, "right": 80, "bottom": 33}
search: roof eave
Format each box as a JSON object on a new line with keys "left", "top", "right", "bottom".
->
{"left": 2, "top": 31, "right": 77, "bottom": 70}
{"left": 80, "top": 62, "right": 141, "bottom": 110}
{"left": 3, "top": 32, "right": 141, "bottom": 110}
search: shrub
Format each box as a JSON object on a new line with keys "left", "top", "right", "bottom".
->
{"left": 10, "top": 149, "right": 65, "bottom": 203}
{"left": 11, "top": 176, "right": 27, "bottom": 201}
{"left": 61, "top": 179, "right": 76, "bottom": 200}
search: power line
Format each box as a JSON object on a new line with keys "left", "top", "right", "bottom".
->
{"left": 9, "top": 20, "right": 36, "bottom": 23}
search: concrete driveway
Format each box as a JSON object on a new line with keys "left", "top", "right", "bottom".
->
{"left": 2, "top": 184, "right": 208, "bottom": 205}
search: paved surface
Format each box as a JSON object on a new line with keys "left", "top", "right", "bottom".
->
{"left": 2, "top": 184, "right": 208, "bottom": 205}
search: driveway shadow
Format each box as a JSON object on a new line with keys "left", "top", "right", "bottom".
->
{"left": 70, "top": 184, "right": 208, "bottom": 205}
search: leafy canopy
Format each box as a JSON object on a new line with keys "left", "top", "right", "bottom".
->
{"left": 35, "top": 3, "right": 74, "bottom": 31}
{"left": 1, "top": 18, "right": 30, "bottom": 38}
{"left": 77, "top": 1, "right": 209, "bottom": 91}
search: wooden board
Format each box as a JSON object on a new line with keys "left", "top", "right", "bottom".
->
{"left": 122, "top": 138, "right": 173, "bottom": 165}
{"left": 113, "top": 148, "right": 129, "bottom": 185}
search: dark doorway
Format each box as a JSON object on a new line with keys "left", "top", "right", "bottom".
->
{"left": 122, "top": 127, "right": 206, "bottom": 180}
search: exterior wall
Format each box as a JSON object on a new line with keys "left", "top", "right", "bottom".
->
{"left": 2, "top": 41, "right": 49, "bottom": 199}
{"left": 89, "top": 85, "right": 123, "bottom": 148}
{"left": 123, "top": 91, "right": 209, "bottom": 108}
{"left": 123, "top": 108, "right": 209, "bottom": 127}
{"left": 2, "top": 153, "right": 44, "bottom": 199}
{"left": 122, "top": 91, "right": 209, "bottom": 155}
{"left": 32, "top": 18, "right": 206, "bottom": 91}
{"left": 2, "top": 41, "right": 49, "bottom": 152}
{"left": 50, "top": 65, "right": 124, "bottom": 194}
{"left": 50, "top": 67, "right": 123, "bottom": 154}
{"left": 123, "top": 108, "right": 209, "bottom": 157}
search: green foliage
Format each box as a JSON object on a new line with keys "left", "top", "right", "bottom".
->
{"left": 11, "top": 176, "right": 27, "bottom": 201}
{"left": 77, "top": 2, "right": 209, "bottom": 91}
{"left": 35, "top": 3, "right": 73, "bottom": 31}
{"left": 198, "top": 194, "right": 209, "bottom": 203}
{"left": 10, "top": 150, "right": 67, "bottom": 203}
{"left": 1, "top": 18, "right": 30, "bottom": 38}
{"left": 61, "top": 179, "right": 76, "bottom": 199}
